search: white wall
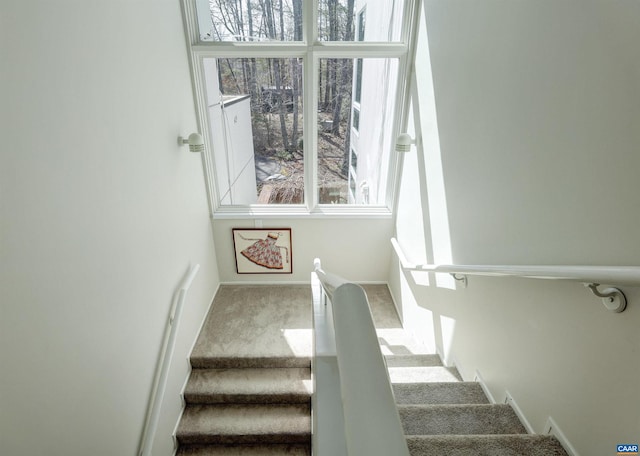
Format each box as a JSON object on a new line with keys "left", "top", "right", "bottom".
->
{"left": 390, "top": 1, "right": 640, "bottom": 455}
{"left": 423, "top": 0, "right": 640, "bottom": 265}
{"left": 348, "top": 0, "right": 404, "bottom": 205}
{"left": 213, "top": 218, "right": 393, "bottom": 283}
{"left": 389, "top": 264, "right": 640, "bottom": 456}
{"left": 203, "top": 58, "right": 258, "bottom": 205}
{"left": 215, "top": 98, "right": 257, "bottom": 205}
{"left": 0, "top": 2, "right": 220, "bottom": 455}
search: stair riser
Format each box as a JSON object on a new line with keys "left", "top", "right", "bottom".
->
{"left": 185, "top": 394, "right": 311, "bottom": 405}
{"left": 191, "top": 357, "right": 311, "bottom": 369}
{"left": 406, "top": 435, "right": 569, "bottom": 456}
{"left": 184, "top": 367, "right": 312, "bottom": 405}
{"left": 176, "top": 444, "right": 311, "bottom": 455}
{"left": 384, "top": 354, "right": 443, "bottom": 367}
{"left": 393, "top": 383, "right": 489, "bottom": 405}
{"left": 399, "top": 405, "right": 527, "bottom": 435}
{"left": 177, "top": 434, "right": 311, "bottom": 445}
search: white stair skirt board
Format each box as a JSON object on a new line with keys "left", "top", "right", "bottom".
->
{"left": 171, "top": 284, "right": 219, "bottom": 454}
{"left": 473, "top": 370, "right": 497, "bottom": 404}
{"left": 504, "top": 391, "right": 534, "bottom": 434}
{"left": 172, "top": 371, "right": 190, "bottom": 453}
{"left": 388, "top": 343, "right": 570, "bottom": 455}
{"left": 175, "top": 285, "right": 312, "bottom": 455}
{"left": 544, "top": 417, "right": 581, "bottom": 456}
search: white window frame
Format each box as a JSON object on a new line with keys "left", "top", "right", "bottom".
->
{"left": 348, "top": 167, "right": 357, "bottom": 203}
{"left": 181, "top": 0, "right": 418, "bottom": 218}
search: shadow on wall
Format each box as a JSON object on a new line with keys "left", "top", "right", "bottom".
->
{"left": 395, "top": 3, "right": 455, "bottom": 291}
{"left": 391, "top": 263, "right": 459, "bottom": 363}
{"left": 388, "top": 253, "right": 640, "bottom": 456}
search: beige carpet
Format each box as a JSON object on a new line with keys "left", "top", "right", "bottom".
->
{"left": 376, "top": 293, "right": 570, "bottom": 456}
{"left": 177, "top": 283, "right": 569, "bottom": 456}
{"left": 190, "top": 285, "right": 313, "bottom": 368}
{"left": 177, "top": 284, "right": 313, "bottom": 455}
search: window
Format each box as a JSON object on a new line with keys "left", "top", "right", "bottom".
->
{"left": 184, "top": 0, "right": 415, "bottom": 214}
{"left": 354, "top": 58, "right": 363, "bottom": 103}
{"left": 348, "top": 147, "right": 358, "bottom": 203}
{"left": 203, "top": 57, "right": 305, "bottom": 205}
{"left": 358, "top": 8, "right": 366, "bottom": 39}
{"left": 349, "top": 169, "right": 357, "bottom": 203}
{"left": 352, "top": 108, "right": 360, "bottom": 131}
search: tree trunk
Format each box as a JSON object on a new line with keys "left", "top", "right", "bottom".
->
{"left": 278, "top": 0, "right": 285, "bottom": 41}
{"left": 327, "top": 0, "right": 339, "bottom": 112}
{"left": 291, "top": 0, "right": 303, "bottom": 151}
{"left": 331, "top": 0, "right": 354, "bottom": 135}
{"left": 341, "top": 107, "right": 352, "bottom": 177}
{"left": 247, "top": 0, "right": 259, "bottom": 108}
{"left": 262, "top": 0, "right": 289, "bottom": 151}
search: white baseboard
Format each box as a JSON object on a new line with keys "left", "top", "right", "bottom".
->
{"left": 171, "top": 284, "right": 219, "bottom": 456}
{"left": 544, "top": 417, "right": 580, "bottom": 456}
{"left": 504, "top": 391, "right": 534, "bottom": 434}
{"left": 219, "top": 279, "right": 388, "bottom": 286}
{"left": 385, "top": 280, "right": 404, "bottom": 326}
{"left": 171, "top": 371, "right": 190, "bottom": 456}
{"left": 446, "top": 354, "right": 461, "bottom": 371}
{"left": 186, "top": 283, "right": 219, "bottom": 358}
{"left": 471, "top": 375, "right": 578, "bottom": 456}
{"left": 220, "top": 280, "right": 311, "bottom": 285}
{"left": 473, "top": 370, "right": 496, "bottom": 404}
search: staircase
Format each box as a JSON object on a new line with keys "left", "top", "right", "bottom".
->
{"left": 370, "top": 283, "right": 569, "bottom": 456}
{"left": 384, "top": 353, "right": 569, "bottom": 455}
{"left": 176, "top": 284, "right": 569, "bottom": 456}
{"left": 176, "top": 285, "right": 312, "bottom": 455}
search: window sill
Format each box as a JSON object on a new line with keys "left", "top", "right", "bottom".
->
{"left": 211, "top": 205, "right": 393, "bottom": 219}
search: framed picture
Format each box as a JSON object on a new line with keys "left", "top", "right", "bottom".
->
{"left": 232, "top": 228, "right": 293, "bottom": 274}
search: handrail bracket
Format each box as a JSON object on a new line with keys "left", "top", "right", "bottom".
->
{"left": 450, "top": 273, "right": 468, "bottom": 288}
{"left": 585, "top": 283, "right": 627, "bottom": 313}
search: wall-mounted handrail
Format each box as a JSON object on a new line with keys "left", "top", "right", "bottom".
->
{"left": 391, "top": 237, "right": 639, "bottom": 312}
{"left": 313, "top": 259, "right": 410, "bottom": 456}
{"left": 138, "top": 264, "right": 200, "bottom": 456}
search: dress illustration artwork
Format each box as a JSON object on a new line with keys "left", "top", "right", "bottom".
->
{"left": 239, "top": 232, "right": 289, "bottom": 270}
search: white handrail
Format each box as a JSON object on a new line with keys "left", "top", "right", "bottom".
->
{"left": 313, "top": 259, "right": 410, "bottom": 456}
{"left": 138, "top": 264, "right": 200, "bottom": 456}
{"left": 391, "top": 237, "right": 638, "bottom": 312}
{"left": 312, "top": 258, "right": 347, "bottom": 300}
{"left": 391, "top": 238, "right": 640, "bottom": 285}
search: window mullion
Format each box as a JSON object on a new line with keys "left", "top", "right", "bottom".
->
{"left": 304, "top": 55, "right": 318, "bottom": 210}
{"left": 191, "top": 44, "right": 308, "bottom": 58}
{"left": 387, "top": 0, "right": 421, "bottom": 210}
{"left": 304, "top": 0, "right": 318, "bottom": 210}
{"left": 306, "top": 0, "right": 318, "bottom": 44}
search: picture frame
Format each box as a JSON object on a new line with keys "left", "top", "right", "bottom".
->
{"left": 232, "top": 228, "right": 293, "bottom": 274}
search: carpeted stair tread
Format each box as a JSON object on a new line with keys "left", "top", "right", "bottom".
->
{"left": 190, "top": 285, "right": 312, "bottom": 368}
{"left": 378, "top": 304, "right": 569, "bottom": 456}
{"left": 389, "top": 365, "right": 463, "bottom": 383}
{"left": 185, "top": 368, "right": 311, "bottom": 404}
{"left": 377, "top": 330, "right": 434, "bottom": 355}
{"left": 177, "top": 404, "right": 311, "bottom": 445}
{"left": 393, "top": 382, "right": 489, "bottom": 405}
{"left": 384, "top": 354, "right": 443, "bottom": 367}
{"left": 177, "top": 444, "right": 310, "bottom": 456}
{"left": 406, "top": 434, "right": 569, "bottom": 456}
{"left": 190, "top": 356, "right": 311, "bottom": 369}
{"left": 399, "top": 404, "right": 527, "bottom": 435}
